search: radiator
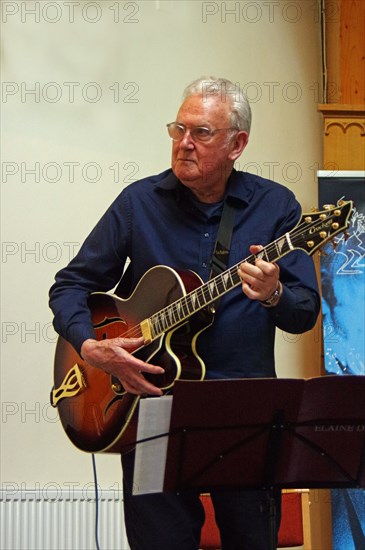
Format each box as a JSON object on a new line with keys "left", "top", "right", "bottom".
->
{"left": 0, "top": 489, "right": 130, "bottom": 550}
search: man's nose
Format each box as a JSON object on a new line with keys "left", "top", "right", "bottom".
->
{"left": 179, "top": 129, "right": 195, "bottom": 148}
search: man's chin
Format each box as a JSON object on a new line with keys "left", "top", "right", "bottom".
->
{"left": 173, "top": 165, "right": 199, "bottom": 183}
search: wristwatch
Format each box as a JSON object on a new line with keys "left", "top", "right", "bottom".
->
{"left": 260, "top": 281, "right": 282, "bottom": 308}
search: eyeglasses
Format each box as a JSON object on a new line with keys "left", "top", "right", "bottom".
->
{"left": 166, "top": 122, "right": 238, "bottom": 143}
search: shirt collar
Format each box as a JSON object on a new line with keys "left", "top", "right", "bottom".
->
{"left": 154, "top": 168, "right": 252, "bottom": 207}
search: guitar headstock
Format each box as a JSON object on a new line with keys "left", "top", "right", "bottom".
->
{"left": 294, "top": 200, "right": 353, "bottom": 256}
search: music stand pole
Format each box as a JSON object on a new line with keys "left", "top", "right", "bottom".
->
{"left": 264, "top": 410, "right": 286, "bottom": 550}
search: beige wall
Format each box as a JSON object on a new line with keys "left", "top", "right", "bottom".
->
{"left": 1, "top": 0, "right": 323, "bottom": 490}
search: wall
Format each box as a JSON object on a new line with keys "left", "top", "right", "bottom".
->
{"left": 1, "top": 0, "right": 323, "bottom": 492}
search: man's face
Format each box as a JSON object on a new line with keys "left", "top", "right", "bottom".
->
{"left": 171, "top": 94, "right": 247, "bottom": 202}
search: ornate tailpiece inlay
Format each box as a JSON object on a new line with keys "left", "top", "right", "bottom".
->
{"left": 51, "top": 364, "right": 86, "bottom": 407}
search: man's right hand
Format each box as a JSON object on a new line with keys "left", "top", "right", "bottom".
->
{"left": 80, "top": 337, "right": 165, "bottom": 396}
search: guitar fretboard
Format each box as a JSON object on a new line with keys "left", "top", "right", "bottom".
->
{"left": 148, "top": 233, "right": 293, "bottom": 339}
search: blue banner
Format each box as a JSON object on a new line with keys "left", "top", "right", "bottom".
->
{"left": 318, "top": 172, "right": 365, "bottom": 550}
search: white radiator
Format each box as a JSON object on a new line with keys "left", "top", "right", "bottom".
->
{"left": 0, "top": 489, "right": 130, "bottom": 550}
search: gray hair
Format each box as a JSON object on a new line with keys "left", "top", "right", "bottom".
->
{"left": 182, "top": 76, "right": 252, "bottom": 135}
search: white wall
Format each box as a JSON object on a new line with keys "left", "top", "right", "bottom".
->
{"left": 1, "top": 0, "right": 323, "bottom": 492}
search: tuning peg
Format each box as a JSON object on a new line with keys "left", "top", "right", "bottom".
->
{"left": 331, "top": 240, "right": 338, "bottom": 250}
{"left": 318, "top": 248, "right": 328, "bottom": 257}
{"left": 311, "top": 207, "right": 319, "bottom": 213}
{"left": 344, "top": 231, "right": 350, "bottom": 241}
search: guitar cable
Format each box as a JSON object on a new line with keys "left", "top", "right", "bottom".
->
{"left": 92, "top": 453, "right": 101, "bottom": 550}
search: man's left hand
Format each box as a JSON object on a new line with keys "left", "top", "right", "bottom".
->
{"left": 238, "top": 244, "right": 280, "bottom": 302}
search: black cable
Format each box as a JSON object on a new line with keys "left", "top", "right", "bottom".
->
{"left": 92, "top": 453, "right": 101, "bottom": 550}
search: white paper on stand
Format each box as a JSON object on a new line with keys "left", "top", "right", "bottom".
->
{"left": 132, "top": 395, "right": 173, "bottom": 495}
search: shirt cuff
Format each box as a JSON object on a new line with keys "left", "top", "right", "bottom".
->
{"left": 65, "top": 323, "right": 96, "bottom": 356}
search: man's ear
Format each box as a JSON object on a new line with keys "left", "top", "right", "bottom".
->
{"left": 228, "top": 131, "right": 249, "bottom": 161}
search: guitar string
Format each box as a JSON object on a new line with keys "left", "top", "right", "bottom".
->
{"left": 109, "top": 209, "right": 347, "bottom": 341}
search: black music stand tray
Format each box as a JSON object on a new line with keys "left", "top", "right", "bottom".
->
{"left": 162, "top": 376, "right": 365, "bottom": 549}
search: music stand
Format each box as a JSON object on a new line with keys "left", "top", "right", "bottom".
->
{"left": 162, "top": 376, "right": 365, "bottom": 549}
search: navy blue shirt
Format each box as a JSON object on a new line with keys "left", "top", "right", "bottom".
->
{"left": 49, "top": 169, "right": 320, "bottom": 379}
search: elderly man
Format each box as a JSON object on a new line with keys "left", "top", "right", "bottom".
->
{"left": 50, "top": 77, "right": 320, "bottom": 550}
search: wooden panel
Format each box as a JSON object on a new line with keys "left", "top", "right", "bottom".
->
{"left": 318, "top": 104, "right": 365, "bottom": 169}
{"left": 339, "top": 0, "right": 365, "bottom": 104}
{"left": 324, "top": 0, "right": 365, "bottom": 104}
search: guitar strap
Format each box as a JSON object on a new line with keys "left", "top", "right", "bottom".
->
{"left": 210, "top": 199, "right": 236, "bottom": 279}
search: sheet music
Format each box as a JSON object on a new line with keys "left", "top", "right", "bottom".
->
{"left": 133, "top": 396, "right": 173, "bottom": 495}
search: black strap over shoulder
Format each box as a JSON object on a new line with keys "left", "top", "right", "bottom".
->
{"left": 210, "top": 199, "right": 236, "bottom": 279}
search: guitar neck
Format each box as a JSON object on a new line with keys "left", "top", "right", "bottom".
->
{"left": 135, "top": 199, "right": 353, "bottom": 343}
{"left": 136, "top": 199, "right": 352, "bottom": 344}
{"left": 146, "top": 233, "right": 293, "bottom": 341}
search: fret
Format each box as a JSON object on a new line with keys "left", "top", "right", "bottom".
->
{"left": 213, "top": 275, "right": 222, "bottom": 293}
{"left": 196, "top": 288, "right": 206, "bottom": 308}
{"left": 190, "top": 290, "right": 199, "bottom": 310}
{"left": 168, "top": 305, "right": 176, "bottom": 326}
{"left": 202, "top": 284, "right": 212, "bottom": 303}
{"left": 257, "top": 247, "right": 271, "bottom": 262}
{"left": 230, "top": 268, "right": 241, "bottom": 286}
{"left": 206, "top": 279, "right": 216, "bottom": 300}
{"left": 276, "top": 236, "right": 287, "bottom": 257}
{"left": 179, "top": 297, "right": 188, "bottom": 318}
{"left": 256, "top": 249, "right": 266, "bottom": 261}
{"left": 175, "top": 300, "right": 184, "bottom": 321}
{"left": 157, "top": 312, "right": 166, "bottom": 333}
{"left": 221, "top": 272, "right": 230, "bottom": 289}
{"left": 208, "top": 281, "right": 216, "bottom": 300}
{"left": 183, "top": 295, "right": 193, "bottom": 316}
{"left": 166, "top": 304, "right": 180, "bottom": 331}
{"left": 188, "top": 295, "right": 195, "bottom": 313}
{"left": 214, "top": 277, "right": 225, "bottom": 297}
{"left": 149, "top": 322, "right": 157, "bottom": 340}
{"left": 257, "top": 247, "right": 275, "bottom": 263}
{"left": 171, "top": 302, "right": 181, "bottom": 325}
{"left": 152, "top": 303, "right": 181, "bottom": 336}
{"left": 229, "top": 266, "right": 241, "bottom": 288}
{"left": 285, "top": 232, "right": 294, "bottom": 251}
{"left": 165, "top": 308, "right": 173, "bottom": 327}
{"left": 152, "top": 313, "right": 162, "bottom": 335}
{"left": 229, "top": 268, "right": 238, "bottom": 287}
